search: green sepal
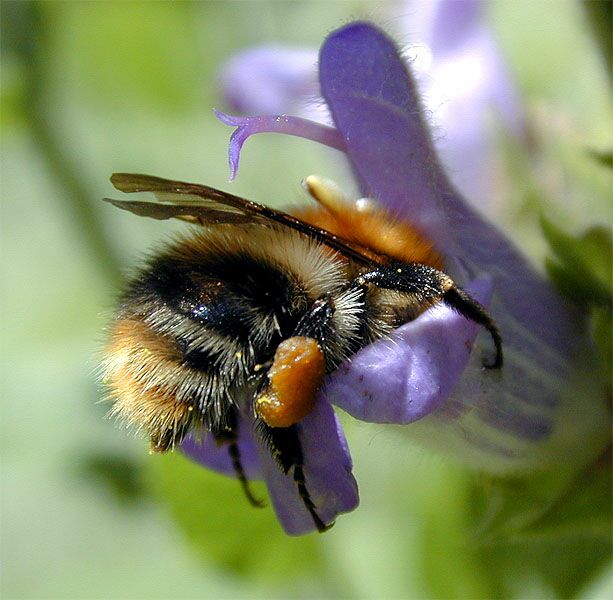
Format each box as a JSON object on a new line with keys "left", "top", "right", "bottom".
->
{"left": 541, "top": 217, "right": 612, "bottom": 379}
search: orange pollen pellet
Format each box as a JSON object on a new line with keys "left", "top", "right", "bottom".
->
{"left": 255, "top": 336, "right": 326, "bottom": 428}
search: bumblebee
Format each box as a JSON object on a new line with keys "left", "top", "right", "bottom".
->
{"left": 102, "top": 173, "right": 502, "bottom": 532}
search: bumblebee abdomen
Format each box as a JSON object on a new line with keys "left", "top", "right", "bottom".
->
{"left": 103, "top": 226, "right": 357, "bottom": 447}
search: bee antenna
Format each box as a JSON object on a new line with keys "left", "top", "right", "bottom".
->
{"left": 442, "top": 286, "right": 503, "bottom": 369}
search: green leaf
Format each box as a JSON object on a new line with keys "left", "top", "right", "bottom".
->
{"left": 78, "top": 453, "right": 146, "bottom": 504}
{"left": 592, "top": 307, "right": 612, "bottom": 381}
{"left": 587, "top": 149, "right": 613, "bottom": 169}
{"left": 471, "top": 455, "right": 612, "bottom": 598}
{"left": 145, "top": 452, "right": 324, "bottom": 584}
{"left": 541, "top": 217, "right": 612, "bottom": 308}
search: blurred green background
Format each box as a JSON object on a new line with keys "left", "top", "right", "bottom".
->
{"left": 1, "top": 1, "right": 610, "bottom": 599}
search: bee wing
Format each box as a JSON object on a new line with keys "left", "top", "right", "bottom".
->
{"left": 105, "top": 173, "right": 271, "bottom": 225}
{"left": 105, "top": 173, "right": 375, "bottom": 265}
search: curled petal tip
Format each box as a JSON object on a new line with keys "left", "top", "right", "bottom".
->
{"left": 216, "top": 110, "right": 346, "bottom": 181}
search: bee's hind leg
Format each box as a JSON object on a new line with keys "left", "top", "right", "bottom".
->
{"left": 251, "top": 295, "right": 339, "bottom": 532}
{"left": 257, "top": 423, "right": 333, "bottom": 533}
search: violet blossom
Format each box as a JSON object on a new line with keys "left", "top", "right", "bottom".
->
{"left": 218, "top": 0, "right": 527, "bottom": 209}
{"left": 399, "top": 0, "right": 527, "bottom": 208}
{"left": 183, "top": 22, "right": 609, "bottom": 535}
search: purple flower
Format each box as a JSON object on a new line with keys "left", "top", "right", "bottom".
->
{"left": 220, "top": 46, "right": 320, "bottom": 118}
{"left": 400, "top": 0, "right": 527, "bottom": 208}
{"left": 218, "top": 0, "right": 527, "bottom": 209}
{"left": 185, "top": 22, "right": 609, "bottom": 535}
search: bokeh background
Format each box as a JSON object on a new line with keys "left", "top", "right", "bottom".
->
{"left": 1, "top": 1, "right": 611, "bottom": 599}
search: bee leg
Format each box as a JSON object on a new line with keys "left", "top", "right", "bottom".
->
{"left": 258, "top": 423, "right": 333, "bottom": 533}
{"left": 256, "top": 297, "right": 337, "bottom": 530}
{"left": 355, "top": 263, "right": 502, "bottom": 368}
{"left": 213, "top": 409, "right": 264, "bottom": 508}
{"left": 282, "top": 297, "right": 334, "bottom": 531}
{"left": 227, "top": 439, "right": 265, "bottom": 508}
{"left": 293, "top": 462, "right": 333, "bottom": 532}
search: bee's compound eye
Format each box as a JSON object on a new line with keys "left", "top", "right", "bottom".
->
{"left": 255, "top": 336, "right": 325, "bottom": 428}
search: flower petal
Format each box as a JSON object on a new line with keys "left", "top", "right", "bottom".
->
{"left": 403, "top": 0, "right": 527, "bottom": 207}
{"left": 319, "top": 22, "right": 578, "bottom": 361}
{"left": 324, "top": 276, "right": 492, "bottom": 423}
{"left": 410, "top": 0, "right": 525, "bottom": 131}
{"left": 219, "top": 46, "right": 319, "bottom": 116}
{"left": 318, "top": 21, "right": 450, "bottom": 240}
{"left": 181, "top": 418, "right": 262, "bottom": 480}
{"left": 406, "top": 0, "right": 483, "bottom": 56}
{"left": 255, "top": 399, "right": 359, "bottom": 536}
{"left": 215, "top": 110, "right": 345, "bottom": 180}
{"left": 319, "top": 22, "right": 609, "bottom": 471}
